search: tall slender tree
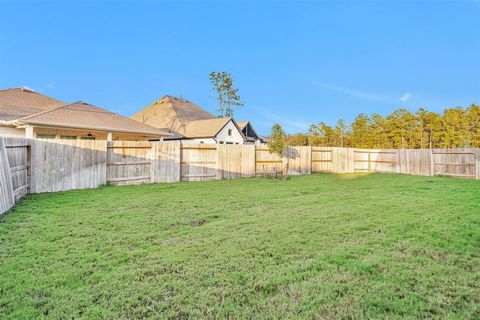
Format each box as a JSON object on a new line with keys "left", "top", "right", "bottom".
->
{"left": 209, "top": 71, "right": 244, "bottom": 118}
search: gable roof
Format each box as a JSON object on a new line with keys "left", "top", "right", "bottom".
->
{"left": 164, "top": 117, "right": 246, "bottom": 140}
{"left": 178, "top": 117, "right": 232, "bottom": 138}
{"left": 236, "top": 121, "right": 249, "bottom": 130}
{"left": 236, "top": 120, "right": 261, "bottom": 141}
{"left": 15, "top": 101, "right": 170, "bottom": 136}
{"left": 0, "top": 87, "right": 65, "bottom": 121}
{"left": 131, "top": 95, "right": 217, "bottom": 134}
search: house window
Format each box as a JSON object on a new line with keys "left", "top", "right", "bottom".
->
{"left": 36, "top": 134, "right": 55, "bottom": 139}
{"left": 227, "top": 129, "right": 233, "bottom": 136}
{"left": 60, "top": 135, "right": 76, "bottom": 140}
{"left": 81, "top": 136, "right": 95, "bottom": 140}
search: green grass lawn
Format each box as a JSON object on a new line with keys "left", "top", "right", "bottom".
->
{"left": 1, "top": 174, "right": 479, "bottom": 319}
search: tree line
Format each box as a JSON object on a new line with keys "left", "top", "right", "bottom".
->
{"left": 281, "top": 104, "right": 480, "bottom": 149}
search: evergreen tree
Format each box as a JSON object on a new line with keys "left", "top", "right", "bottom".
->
{"left": 300, "top": 104, "right": 478, "bottom": 149}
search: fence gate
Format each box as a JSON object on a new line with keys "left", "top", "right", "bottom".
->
{"left": 5, "top": 142, "right": 31, "bottom": 201}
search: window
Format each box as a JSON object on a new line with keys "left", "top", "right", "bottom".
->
{"left": 60, "top": 135, "right": 76, "bottom": 140}
{"left": 227, "top": 129, "right": 233, "bottom": 136}
{"left": 36, "top": 134, "right": 55, "bottom": 139}
{"left": 81, "top": 136, "right": 95, "bottom": 140}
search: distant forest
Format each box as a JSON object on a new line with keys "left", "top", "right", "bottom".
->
{"left": 286, "top": 104, "right": 479, "bottom": 149}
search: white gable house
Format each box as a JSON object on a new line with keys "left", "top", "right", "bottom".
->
{"left": 132, "top": 95, "right": 246, "bottom": 144}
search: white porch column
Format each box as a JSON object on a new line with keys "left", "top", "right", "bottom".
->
{"left": 107, "top": 132, "right": 113, "bottom": 141}
{"left": 25, "top": 125, "right": 35, "bottom": 138}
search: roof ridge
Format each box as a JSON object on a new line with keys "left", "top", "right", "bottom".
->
{"left": 64, "top": 101, "right": 119, "bottom": 114}
{"left": 0, "top": 87, "right": 65, "bottom": 103}
{"left": 16, "top": 102, "right": 72, "bottom": 121}
{"left": 0, "top": 87, "right": 36, "bottom": 93}
{"left": 19, "top": 101, "right": 132, "bottom": 122}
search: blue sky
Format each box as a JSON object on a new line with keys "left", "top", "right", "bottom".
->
{"left": 1, "top": 0, "right": 479, "bottom": 134}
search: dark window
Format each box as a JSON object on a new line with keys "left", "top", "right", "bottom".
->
{"left": 60, "top": 135, "right": 76, "bottom": 140}
{"left": 37, "top": 134, "right": 55, "bottom": 139}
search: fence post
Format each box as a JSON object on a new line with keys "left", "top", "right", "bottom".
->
{"left": 475, "top": 149, "right": 480, "bottom": 180}
{"left": 253, "top": 145, "right": 257, "bottom": 177}
{"left": 430, "top": 148, "right": 434, "bottom": 176}
{"left": 216, "top": 143, "right": 221, "bottom": 180}
{"left": 150, "top": 142, "right": 156, "bottom": 183}
{"left": 395, "top": 149, "right": 400, "bottom": 174}
{"left": 179, "top": 142, "right": 182, "bottom": 181}
{"left": 282, "top": 146, "right": 289, "bottom": 176}
{"left": 306, "top": 146, "right": 312, "bottom": 175}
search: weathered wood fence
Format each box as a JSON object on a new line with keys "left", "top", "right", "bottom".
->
{"left": 1, "top": 137, "right": 479, "bottom": 214}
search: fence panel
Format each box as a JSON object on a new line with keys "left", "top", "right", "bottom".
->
{"left": 107, "top": 141, "right": 152, "bottom": 185}
{"left": 397, "top": 149, "right": 432, "bottom": 176}
{"left": 152, "top": 141, "right": 181, "bottom": 183}
{"left": 286, "top": 146, "right": 311, "bottom": 175}
{"left": 217, "top": 144, "right": 256, "bottom": 179}
{"left": 432, "top": 149, "right": 476, "bottom": 179}
{"left": 354, "top": 149, "right": 397, "bottom": 173}
{"left": 476, "top": 150, "right": 480, "bottom": 180}
{"left": 241, "top": 145, "right": 256, "bottom": 177}
{"left": 31, "top": 139, "right": 107, "bottom": 192}
{"left": 332, "top": 147, "right": 355, "bottom": 173}
{"left": 311, "top": 147, "right": 333, "bottom": 172}
{"left": 180, "top": 144, "right": 218, "bottom": 181}
{"left": 255, "top": 146, "right": 283, "bottom": 176}
{"left": 5, "top": 139, "right": 31, "bottom": 200}
{"left": 0, "top": 138, "right": 15, "bottom": 214}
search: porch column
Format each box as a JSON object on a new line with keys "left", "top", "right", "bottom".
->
{"left": 107, "top": 132, "right": 113, "bottom": 141}
{"left": 25, "top": 125, "right": 35, "bottom": 138}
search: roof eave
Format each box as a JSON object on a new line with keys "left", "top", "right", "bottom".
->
{"left": 13, "top": 120, "right": 172, "bottom": 137}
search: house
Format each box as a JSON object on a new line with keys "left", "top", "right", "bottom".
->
{"left": 0, "top": 87, "right": 170, "bottom": 140}
{"left": 131, "top": 95, "right": 263, "bottom": 144}
{"left": 131, "top": 95, "right": 246, "bottom": 144}
{"left": 236, "top": 121, "right": 264, "bottom": 145}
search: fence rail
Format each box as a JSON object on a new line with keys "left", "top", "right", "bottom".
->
{"left": 1, "top": 136, "right": 479, "bottom": 215}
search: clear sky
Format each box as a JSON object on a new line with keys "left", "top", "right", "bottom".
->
{"left": 1, "top": 0, "right": 479, "bottom": 135}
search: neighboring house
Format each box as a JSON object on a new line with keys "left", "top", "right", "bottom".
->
{"left": 132, "top": 95, "right": 263, "bottom": 144}
{"left": 132, "top": 95, "right": 246, "bottom": 144}
{"left": 0, "top": 88, "right": 170, "bottom": 141}
{"left": 236, "top": 121, "right": 264, "bottom": 144}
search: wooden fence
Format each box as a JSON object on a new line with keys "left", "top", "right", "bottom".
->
{"left": 1, "top": 137, "right": 479, "bottom": 215}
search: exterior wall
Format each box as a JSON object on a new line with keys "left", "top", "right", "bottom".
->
{"left": 0, "top": 125, "right": 26, "bottom": 137}
{"left": 215, "top": 121, "right": 244, "bottom": 144}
